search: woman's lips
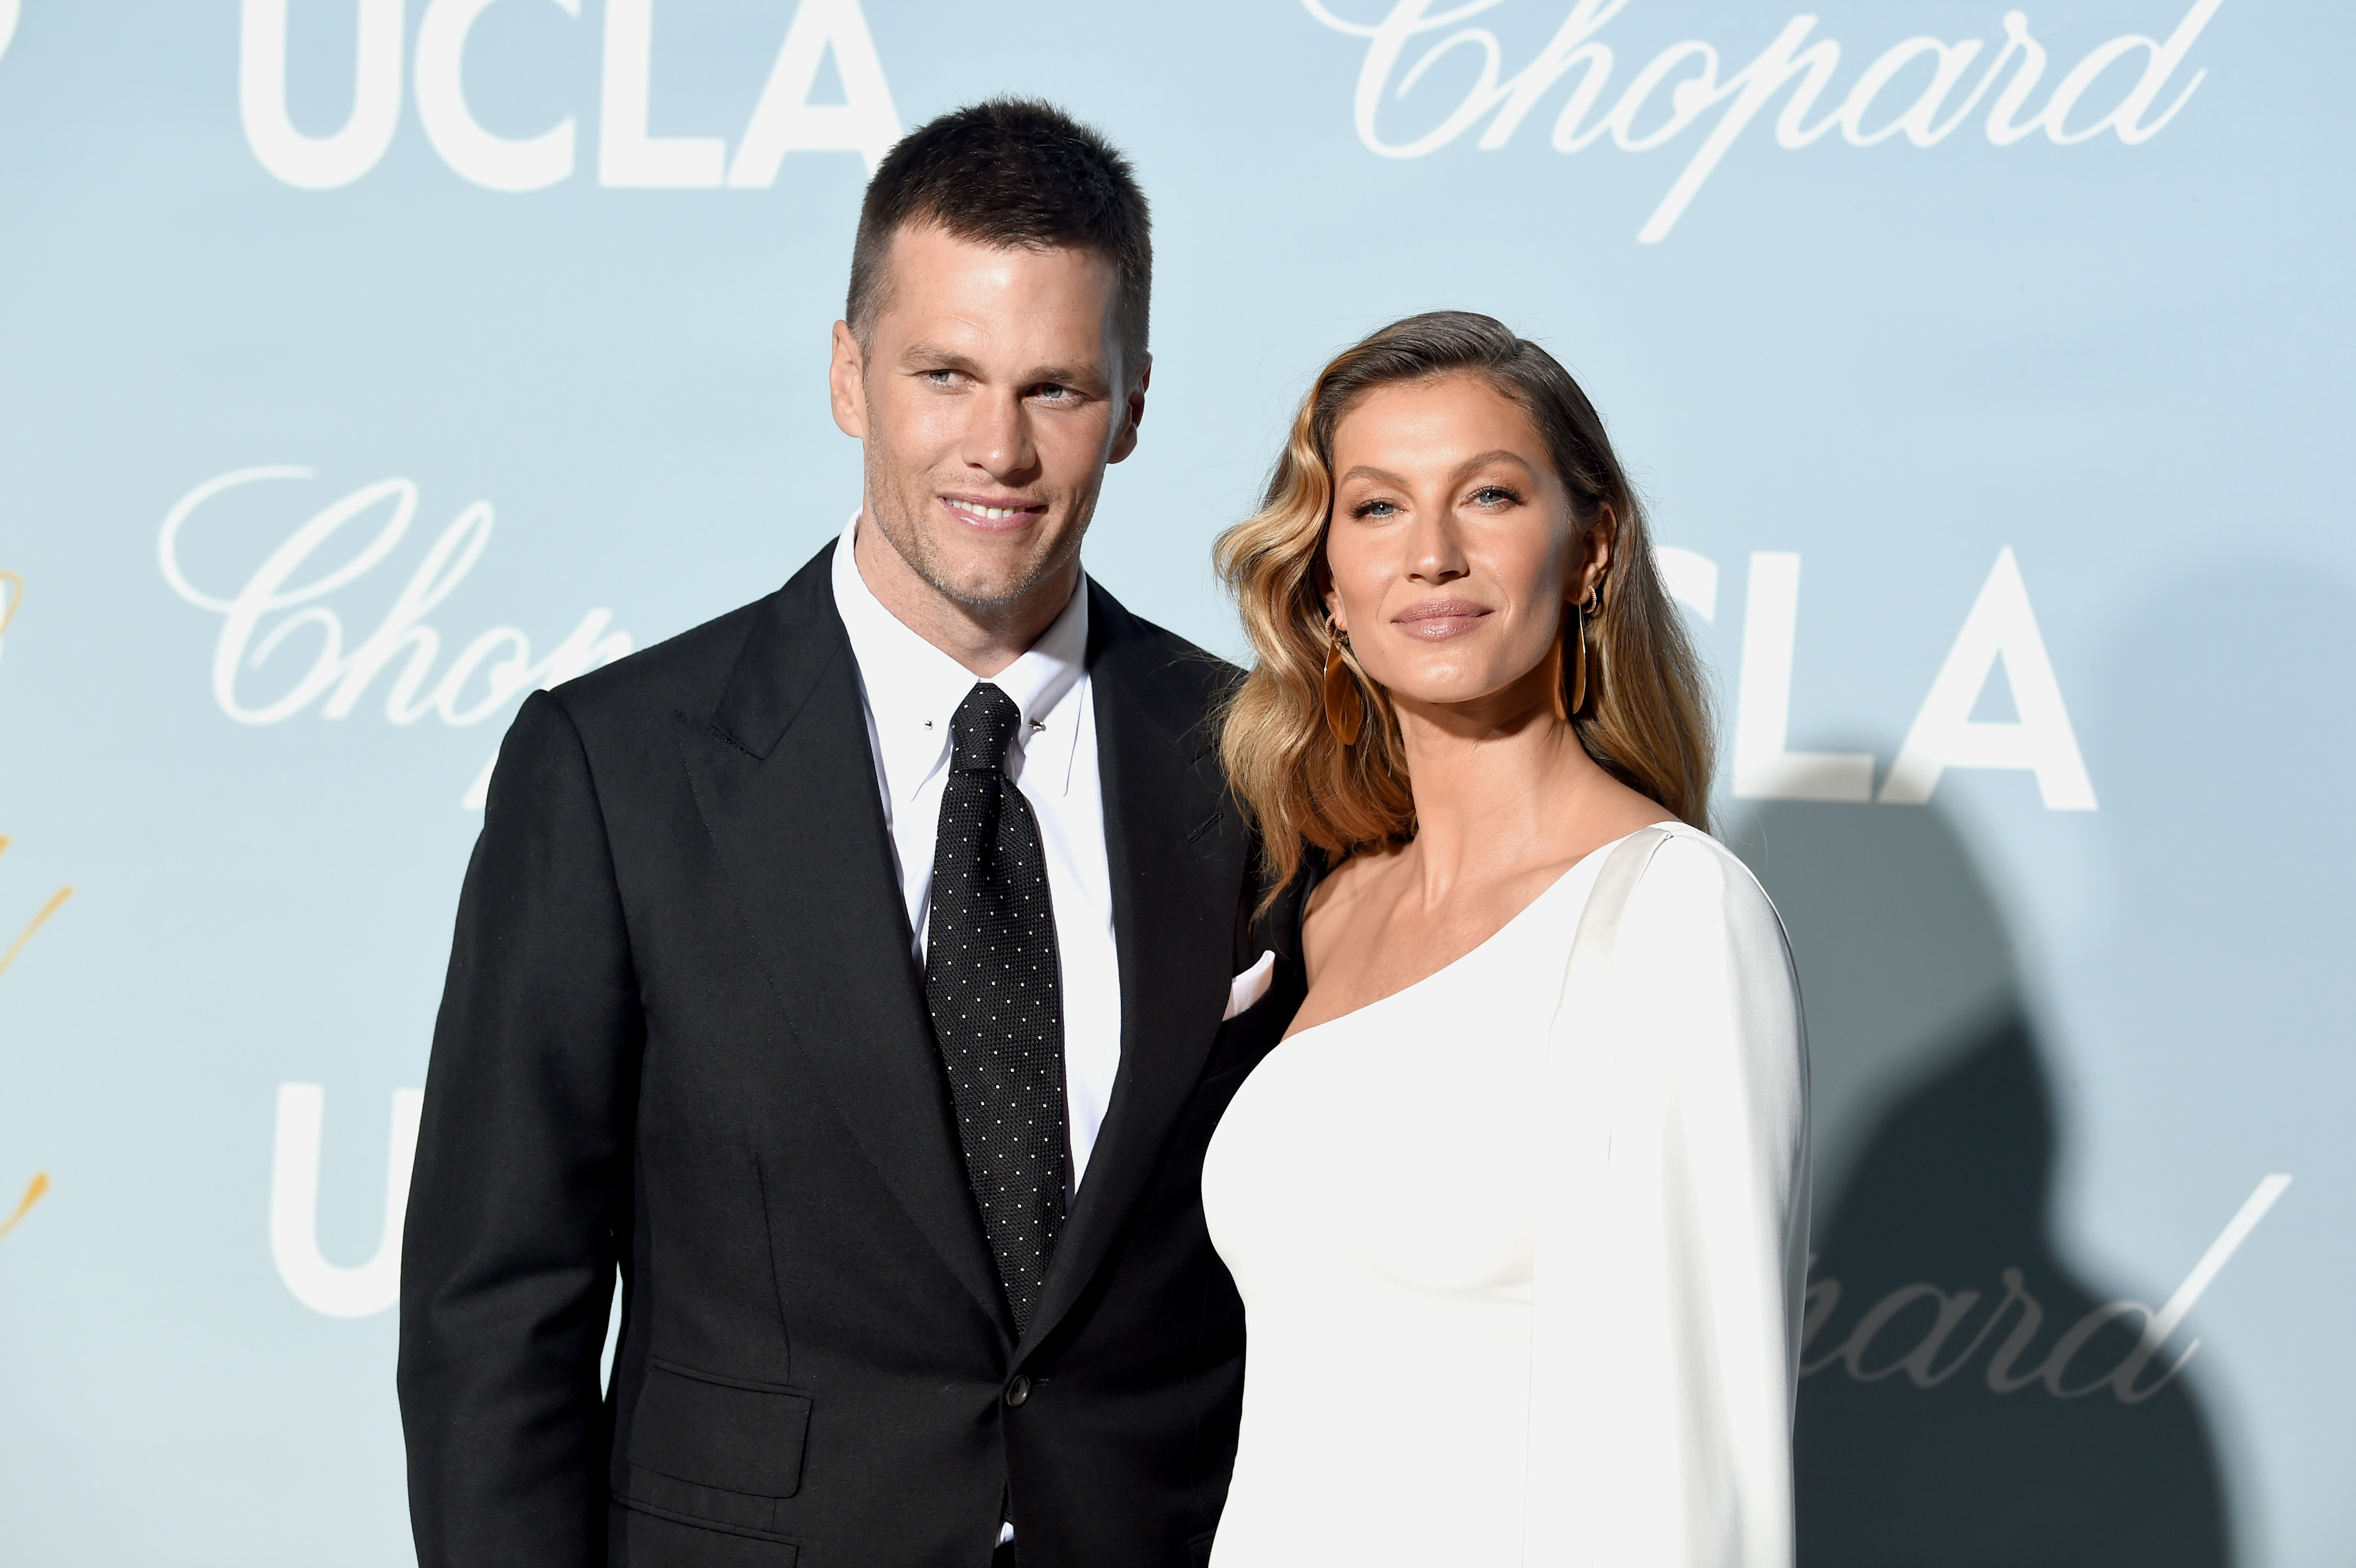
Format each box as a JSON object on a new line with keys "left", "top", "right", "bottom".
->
{"left": 1391, "top": 599, "right": 1492, "bottom": 640}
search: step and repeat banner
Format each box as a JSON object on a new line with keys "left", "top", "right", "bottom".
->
{"left": 0, "top": 1, "right": 2347, "bottom": 1563}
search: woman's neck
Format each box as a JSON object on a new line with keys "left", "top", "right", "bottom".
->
{"left": 1387, "top": 680, "right": 1657, "bottom": 908}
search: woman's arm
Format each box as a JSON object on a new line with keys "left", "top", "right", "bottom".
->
{"left": 1526, "top": 831, "right": 1810, "bottom": 1567}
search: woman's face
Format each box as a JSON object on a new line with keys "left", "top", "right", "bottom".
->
{"left": 1322, "top": 373, "right": 1602, "bottom": 713}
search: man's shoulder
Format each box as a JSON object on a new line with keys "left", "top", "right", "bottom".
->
{"left": 1087, "top": 578, "right": 1242, "bottom": 734}
{"left": 547, "top": 546, "right": 834, "bottom": 737}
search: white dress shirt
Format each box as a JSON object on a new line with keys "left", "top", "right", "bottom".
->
{"left": 830, "top": 517, "right": 1123, "bottom": 1192}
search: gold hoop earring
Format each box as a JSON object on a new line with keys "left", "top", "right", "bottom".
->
{"left": 1569, "top": 603, "right": 1589, "bottom": 717}
{"left": 1323, "top": 620, "right": 1365, "bottom": 747}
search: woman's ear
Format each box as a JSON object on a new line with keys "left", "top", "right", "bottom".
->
{"left": 1314, "top": 544, "right": 1345, "bottom": 631}
{"left": 1579, "top": 504, "right": 1618, "bottom": 600}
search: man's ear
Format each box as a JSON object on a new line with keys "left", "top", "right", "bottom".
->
{"left": 829, "top": 321, "right": 868, "bottom": 440}
{"left": 1107, "top": 352, "right": 1151, "bottom": 465}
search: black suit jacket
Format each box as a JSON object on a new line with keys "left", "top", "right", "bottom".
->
{"left": 398, "top": 544, "right": 1305, "bottom": 1568}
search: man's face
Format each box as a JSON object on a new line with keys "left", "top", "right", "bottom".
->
{"left": 831, "top": 223, "right": 1146, "bottom": 617}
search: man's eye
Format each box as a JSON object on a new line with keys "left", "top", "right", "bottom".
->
{"left": 923, "top": 369, "right": 961, "bottom": 386}
{"left": 1031, "top": 383, "right": 1073, "bottom": 402}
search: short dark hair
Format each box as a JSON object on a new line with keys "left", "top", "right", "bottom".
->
{"left": 846, "top": 98, "right": 1152, "bottom": 375}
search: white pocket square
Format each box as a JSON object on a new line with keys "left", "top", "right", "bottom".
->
{"left": 1223, "top": 950, "right": 1276, "bottom": 1022}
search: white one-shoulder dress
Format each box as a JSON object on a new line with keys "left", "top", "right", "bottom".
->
{"left": 1202, "top": 825, "right": 1810, "bottom": 1567}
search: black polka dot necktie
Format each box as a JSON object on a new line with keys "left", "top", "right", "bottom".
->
{"left": 925, "top": 682, "right": 1067, "bottom": 1336}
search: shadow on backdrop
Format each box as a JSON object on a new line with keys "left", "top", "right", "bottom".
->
{"left": 1734, "top": 801, "right": 2229, "bottom": 1568}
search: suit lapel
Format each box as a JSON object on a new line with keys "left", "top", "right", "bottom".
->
{"left": 673, "top": 544, "right": 1008, "bottom": 1337}
{"left": 1019, "top": 581, "right": 1242, "bottom": 1359}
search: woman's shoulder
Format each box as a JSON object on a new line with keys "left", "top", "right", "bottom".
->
{"left": 1617, "top": 822, "right": 1787, "bottom": 947}
{"left": 1300, "top": 839, "right": 1397, "bottom": 927}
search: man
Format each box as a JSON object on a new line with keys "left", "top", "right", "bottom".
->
{"left": 398, "top": 101, "right": 1301, "bottom": 1568}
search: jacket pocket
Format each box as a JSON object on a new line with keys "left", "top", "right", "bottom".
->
{"left": 629, "top": 1359, "right": 812, "bottom": 1499}
{"left": 611, "top": 1498, "right": 799, "bottom": 1566}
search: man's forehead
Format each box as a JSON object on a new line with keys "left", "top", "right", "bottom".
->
{"left": 868, "top": 236, "right": 1121, "bottom": 377}
{"left": 873, "top": 226, "right": 1115, "bottom": 315}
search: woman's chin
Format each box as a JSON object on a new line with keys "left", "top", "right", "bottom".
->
{"left": 1384, "top": 670, "right": 1556, "bottom": 719}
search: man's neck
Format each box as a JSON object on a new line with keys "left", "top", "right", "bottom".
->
{"left": 851, "top": 513, "right": 1080, "bottom": 679}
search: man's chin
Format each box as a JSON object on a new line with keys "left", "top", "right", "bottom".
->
{"left": 908, "top": 534, "right": 1082, "bottom": 614}
{"left": 865, "top": 499, "right": 1082, "bottom": 617}
{"left": 924, "top": 564, "right": 1070, "bottom": 614}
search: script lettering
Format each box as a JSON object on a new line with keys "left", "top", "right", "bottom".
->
{"left": 1302, "top": 0, "right": 2225, "bottom": 240}
{"left": 158, "top": 468, "right": 634, "bottom": 806}
{"left": 1805, "top": 1176, "right": 2291, "bottom": 1404}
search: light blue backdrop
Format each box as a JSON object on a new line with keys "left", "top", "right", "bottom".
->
{"left": 1, "top": 1, "right": 2347, "bottom": 1563}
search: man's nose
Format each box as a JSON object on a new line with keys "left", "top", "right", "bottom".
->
{"left": 962, "top": 390, "right": 1041, "bottom": 484}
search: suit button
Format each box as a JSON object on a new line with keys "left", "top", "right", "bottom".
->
{"left": 1004, "top": 1375, "right": 1032, "bottom": 1408}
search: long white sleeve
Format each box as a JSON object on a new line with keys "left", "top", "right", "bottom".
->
{"left": 1525, "top": 829, "right": 1811, "bottom": 1567}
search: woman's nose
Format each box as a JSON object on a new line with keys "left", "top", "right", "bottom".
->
{"left": 1404, "top": 512, "right": 1468, "bottom": 584}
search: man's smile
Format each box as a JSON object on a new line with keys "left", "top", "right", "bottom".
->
{"left": 939, "top": 493, "right": 1049, "bottom": 529}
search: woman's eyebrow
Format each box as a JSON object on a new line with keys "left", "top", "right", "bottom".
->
{"left": 1338, "top": 451, "right": 1538, "bottom": 488}
{"left": 1453, "top": 449, "right": 1539, "bottom": 478}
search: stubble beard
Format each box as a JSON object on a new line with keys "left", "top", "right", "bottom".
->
{"left": 863, "top": 441, "right": 1097, "bottom": 617}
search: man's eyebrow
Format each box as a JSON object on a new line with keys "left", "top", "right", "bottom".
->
{"left": 898, "top": 340, "right": 984, "bottom": 372}
{"left": 1022, "top": 362, "right": 1107, "bottom": 391}
{"left": 896, "top": 344, "right": 1108, "bottom": 392}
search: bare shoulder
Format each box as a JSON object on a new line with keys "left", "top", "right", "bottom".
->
{"left": 1301, "top": 843, "right": 1401, "bottom": 947}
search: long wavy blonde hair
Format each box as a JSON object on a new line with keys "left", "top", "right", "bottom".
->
{"left": 1216, "top": 311, "right": 1715, "bottom": 897}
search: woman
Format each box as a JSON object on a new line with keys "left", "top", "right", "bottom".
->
{"left": 1202, "top": 312, "right": 1809, "bottom": 1566}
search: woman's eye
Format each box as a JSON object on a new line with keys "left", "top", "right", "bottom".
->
{"left": 1470, "top": 485, "right": 1520, "bottom": 507}
{"left": 1351, "top": 499, "right": 1399, "bottom": 520}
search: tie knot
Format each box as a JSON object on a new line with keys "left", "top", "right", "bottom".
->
{"left": 948, "top": 683, "right": 1023, "bottom": 774}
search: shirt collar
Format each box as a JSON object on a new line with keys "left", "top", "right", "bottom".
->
{"left": 830, "top": 514, "right": 1090, "bottom": 804}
